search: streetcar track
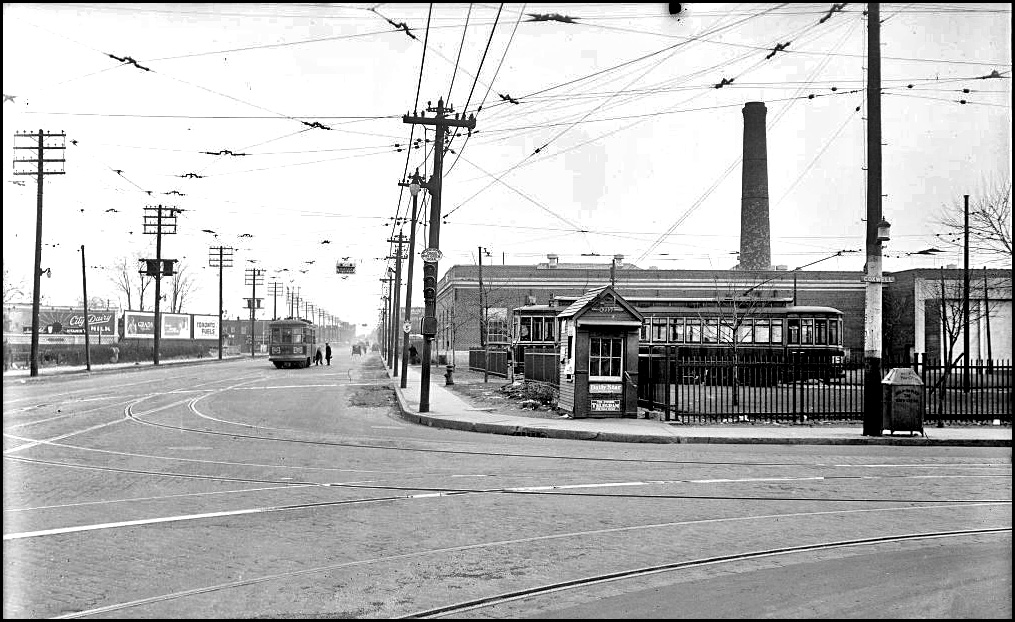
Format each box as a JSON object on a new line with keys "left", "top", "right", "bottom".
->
{"left": 47, "top": 513, "right": 1012, "bottom": 619}
{"left": 399, "top": 527, "right": 1014, "bottom": 619}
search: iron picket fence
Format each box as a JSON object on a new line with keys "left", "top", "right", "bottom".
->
{"left": 638, "top": 348, "right": 1011, "bottom": 425}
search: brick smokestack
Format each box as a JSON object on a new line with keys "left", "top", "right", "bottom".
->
{"left": 740, "top": 101, "right": 771, "bottom": 270}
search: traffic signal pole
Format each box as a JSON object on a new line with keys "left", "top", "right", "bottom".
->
{"left": 397, "top": 171, "right": 424, "bottom": 389}
{"left": 403, "top": 98, "right": 476, "bottom": 412}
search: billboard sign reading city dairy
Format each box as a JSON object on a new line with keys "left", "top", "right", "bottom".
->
{"left": 192, "top": 315, "right": 219, "bottom": 340}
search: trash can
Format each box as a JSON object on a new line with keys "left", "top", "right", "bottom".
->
{"left": 881, "top": 367, "right": 925, "bottom": 436}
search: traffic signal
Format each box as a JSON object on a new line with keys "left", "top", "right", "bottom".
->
{"left": 422, "top": 261, "right": 437, "bottom": 302}
{"left": 162, "top": 259, "right": 177, "bottom": 276}
{"left": 143, "top": 259, "right": 159, "bottom": 276}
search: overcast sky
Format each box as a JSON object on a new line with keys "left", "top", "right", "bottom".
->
{"left": 3, "top": 3, "right": 1011, "bottom": 331}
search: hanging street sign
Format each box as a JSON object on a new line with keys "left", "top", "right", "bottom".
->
{"left": 420, "top": 247, "right": 442, "bottom": 262}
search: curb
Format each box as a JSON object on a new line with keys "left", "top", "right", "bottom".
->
{"left": 2, "top": 355, "right": 254, "bottom": 383}
{"left": 389, "top": 376, "right": 1011, "bottom": 448}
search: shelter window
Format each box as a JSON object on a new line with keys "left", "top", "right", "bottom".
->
{"left": 590, "top": 335, "right": 623, "bottom": 378}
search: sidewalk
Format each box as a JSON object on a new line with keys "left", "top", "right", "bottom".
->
{"left": 2, "top": 354, "right": 251, "bottom": 382}
{"left": 387, "top": 363, "right": 1012, "bottom": 448}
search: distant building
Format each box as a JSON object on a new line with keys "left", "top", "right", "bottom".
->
{"left": 432, "top": 257, "right": 1011, "bottom": 366}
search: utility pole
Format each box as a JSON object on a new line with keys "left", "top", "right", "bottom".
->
{"left": 403, "top": 98, "right": 476, "bottom": 412}
{"left": 397, "top": 170, "right": 424, "bottom": 388}
{"left": 478, "top": 246, "right": 490, "bottom": 383}
{"left": 862, "top": 3, "right": 886, "bottom": 437}
{"left": 380, "top": 271, "right": 393, "bottom": 365}
{"left": 13, "top": 129, "right": 66, "bottom": 377}
{"left": 388, "top": 232, "right": 408, "bottom": 377}
{"left": 268, "top": 280, "right": 283, "bottom": 321}
{"left": 142, "top": 205, "right": 178, "bottom": 366}
{"left": 80, "top": 245, "right": 91, "bottom": 371}
{"left": 962, "top": 194, "right": 970, "bottom": 392}
{"left": 244, "top": 267, "right": 264, "bottom": 358}
{"left": 209, "top": 246, "right": 234, "bottom": 359}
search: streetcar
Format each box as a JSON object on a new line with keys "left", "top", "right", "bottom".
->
{"left": 268, "top": 318, "right": 320, "bottom": 369}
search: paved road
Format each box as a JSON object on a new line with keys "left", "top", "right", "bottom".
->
{"left": 3, "top": 355, "right": 1011, "bottom": 618}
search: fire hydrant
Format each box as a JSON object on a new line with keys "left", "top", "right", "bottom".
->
{"left": 444, "top": 364, "right": 455, "bottom": 385}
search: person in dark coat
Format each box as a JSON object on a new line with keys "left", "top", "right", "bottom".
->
{"left": 314, "top": 346, "right": 323, "bottom": 365}
{"left": 325, "top": 343, "right": 332, "bottom": 366}
{"left": 408, "top": 344, "right": 419, "bottom": 364}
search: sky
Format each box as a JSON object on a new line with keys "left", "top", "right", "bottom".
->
{"left": 2, "top": 2, "right": 1012, "bottom": 332}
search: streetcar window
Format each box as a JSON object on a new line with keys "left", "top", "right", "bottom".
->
{"left": 754, "top": 319, "right": 769, "bottom": 344}
{"left": 771, "top": 319, "right": 783, "bottom": 344}
{"left": 829, "top": 319, "right": 839, "bottom": 346}
{"left": 686, "top": 318, "right": 701, "bottom": 343}
{"left": 815, "top": 319, "right": 827, "bottom": 345}
{"left": 520, "top": 317, "right": 532, "bottom": 342}
{"left": 703, "top": 319, "right": 718, "bottom": 343}
{"left": 652, "top": 318, "right": 668, "bottom": 342}
{"left": 590, "top": 335, "right": 623, "bottom": 378}
{"left": 719, "top": 321, "right": 733, "bottom": 344}
{"left": 640, "top": 320, "right": 650, "bottom": 341}
{"left": 544, "top": 317, "right": 554, "bottom": 341}
{"left": 801, "top": 319, "right": 814, "bottom": 345}
{"left": 737, "top": 319, "right": 753, "bottom": 344}
{"left": 271, "top": 327, "right": 281, "bottom": 342}
{"left": 670, "top": 318, "right": 685, "bottom": 343}
{"left": 293, "top": 331, "right": 303, "bottom": 344}
{"left": 787, "top": 319, "right": 800, "bottom": 344}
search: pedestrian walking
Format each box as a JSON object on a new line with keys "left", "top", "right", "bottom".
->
{"left": 408, "top": 344, "right": 418, "bottom": 365}
{"left": 325, "top": 342, "right": 332, "bottom": 366}
{"left": 314, "top": 346, "right": 323, "bottom": 366}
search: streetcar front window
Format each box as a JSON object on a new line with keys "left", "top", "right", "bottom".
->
{"left": 281, "top": 328, "right": 294, "bottom": 344}
{"left": 816, "top": 319, "right": 827, "bottom": 345}
{"left": 801, "top": 319, "right": 814, "bottom": 345}
{"left": 787, "top": 319, "right": 800, "bottom": 344}
{"left": 830, "top": 319, "right": 840, "bottom": 346}
{"left": 544, "top": 317, "right": 554, "bottom": 341}
{"left": 271, "top": 327, "right": 281, "bottom": 343}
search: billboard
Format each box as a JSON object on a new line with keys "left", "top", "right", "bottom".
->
{"left": 161, "top": 313, "right": 191, "bottom": 340}
{"left": 4, "top": 306, "right": 117, "bottom": 337}
{"left": 192, "top": 315, "right": 219, "bottom": 340}
{"left": 123, "top": 311, "right": 156, "bottom": 339}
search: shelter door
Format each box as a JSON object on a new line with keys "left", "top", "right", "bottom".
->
{"left": 588, "top": 332, "right": 624, "bottom": 415}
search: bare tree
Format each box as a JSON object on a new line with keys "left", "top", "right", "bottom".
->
{"left": 110, "top": 254, "right": 152, "bottom": 311}
{"left": 3, "top": 263, "right": 25, "bottom": 305}
{"left": 938, "top": 176, "right": 1012, "bottom": 266}
{"left": 169, "top": 263, "right": 197, "bottom": 313}
{"left": 710, "top": 277, "right": 767, "bottom": 408}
